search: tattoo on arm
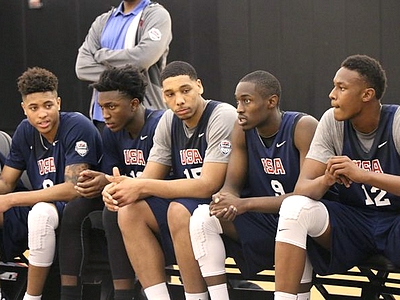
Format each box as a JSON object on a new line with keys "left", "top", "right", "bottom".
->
{"left": 65, "top": 163, "right": 89, "bottom": 185}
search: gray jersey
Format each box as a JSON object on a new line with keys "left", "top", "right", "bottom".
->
{"left": 148, "top": 100, "right": 237, "bottom": 166}
{"left": 307, "top": 107, "right": 400, "bottom": 163}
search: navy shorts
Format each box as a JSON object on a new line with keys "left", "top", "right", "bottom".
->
{"left": 223, "top": 212, "right": 278, "bottom": 278}
{"left": 307, "top": 200, "right": 400, "bottom": 275}
{"left": 145, "top": 197, "right": 210, "bottom": 265}
{"left": 1, "top": 202, "right": 65, "bottom": 262}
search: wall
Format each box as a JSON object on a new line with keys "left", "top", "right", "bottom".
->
{"left": 1, "top": 0, "right": 400, "bottom": 133}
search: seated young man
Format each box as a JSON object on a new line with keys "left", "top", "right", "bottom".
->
{"left": 63, "top": 64, "right": 165, "bottom": 300}
{"left": 0, "top": 67, "right": 102, "bottom": 300}
{"left": 189, "top": 70, "right": 318, "bottom": 300}
{"left": 103, "top": 61, "right": 237, "bottom": 300}
{"left": 274, "top": 55, "right": 400, "bottom": 299}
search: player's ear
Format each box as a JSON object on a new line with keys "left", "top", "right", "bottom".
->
{"left": 267, "top": 94, "right": 279, "bottom": 108}
{"left": 21, "top": 101, "right": 27, "bottom": 115}
{"left": 362, "top": 87, "right": 375, "bottom": 103}
{"left": 196, "top": 79, "right": 204, "bottom": 95}
{"left": 56, "top": 97, "right": 61, "bottom": 110}
{"left": 130, "top": 98, "right": 140, "bottom": 110}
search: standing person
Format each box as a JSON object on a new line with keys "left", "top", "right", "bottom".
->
{"left": 189, "top": 70, "right": 318, "bottom": 300}
{"left": 274, "top": 54, "right": 400, "bottom": 299}
{"left": 76, "top": 0, "right": 172, "bottom": 132}
{"left": 60, "top": 64, "right": 165, "bottom": 300}
{"left": 102, "top": 61, "right": 237, "bottom": 300}
{"left": 0, "top": 67, "right": 102, "bottom": 300}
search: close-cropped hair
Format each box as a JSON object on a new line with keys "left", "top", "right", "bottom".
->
{"left": 341, "top": 54, "right": 387, "bottom": 100}
{"left": 17, "top": 67, "right": 58, "bottom": 96}
{"left": 161, "top": 61, "right": 198, "bottom": 82}
{"left": 240, "top": 70, "right": 282, "bottom": 99}
{"left": 91, "top": 65, "right": 148, "bottom": 102}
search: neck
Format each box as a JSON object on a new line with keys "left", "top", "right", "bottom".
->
{"left": 351, "top": 101, "right": 382, "bottom": 134}
{"left": 257, "top": 110, "right": 282, "bottom": 138}
{"left": 126, "top": 105, "right": 146, "bottom": 138}
{"left": 123, "top": 0, "right": 142, "bottom": 13}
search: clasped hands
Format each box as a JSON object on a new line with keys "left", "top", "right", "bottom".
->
{"left": 102, "top": 167, "right": 141, "bottom": 211}
{"left": 209, "top": 191, "right": 241, "bottom": 221}
{"left": 324, "top": 155, "right": 363, "bottom": 188}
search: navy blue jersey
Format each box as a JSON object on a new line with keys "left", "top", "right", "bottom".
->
{"left": 241, "top": 111, "right": 303, "bottom": 198}
{"left": 337, "top": 105, "right": 400, "bottom": 212}
{"left": 6, "top": 112, "right": 102, "bottom": 192}
{"left": 170, "top": 101, "right": 219, "bottom": 179}
{"left": 101, "top": 109, "right": 164, "bottom": 177}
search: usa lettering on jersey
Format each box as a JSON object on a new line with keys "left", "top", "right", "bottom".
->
{"left": 123, "top": 149, "right": 146, "bottom": 166}
{"left": 180, "top": 149, "right": 203, "bottom": 165}
{"left": 354, "top": 159, "right": 383, "bottom": 173}
{"left": 261, "top": 158, "right": 286, "bottom": 175}
{"left": 38, "top": 157, "right": 56, "bottom": 175}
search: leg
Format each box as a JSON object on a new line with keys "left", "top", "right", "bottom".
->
{"left": 103, "top": 207, "right": 136, "bottom": 300}
{"left": 190, "top": 204, "right": 238, "bottom": 300}
{"left": 168, "top": 202, "right": 208, "bottom": 298}
{"left": 274, "top": 196, "right": 330, "bottom": 299}
{"left": 59, "top": 197, "right": 103, "bottom": 300}
{"left": 25, "top": 202, "right": 59, "bottom": 298}
{"left": 118, "top": 200, "right": 170, "bottom": 300}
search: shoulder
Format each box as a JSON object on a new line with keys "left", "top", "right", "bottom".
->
{"left": 292, "top": 112, "right": 318, "bottom": 133}
{"left": 210, "top": 101, "right": 236, "bottom": 115}
{"left": 61, "top": 112, "right": 92, "bottom": 125}
{"left": 143, "top": 2, "right": 171, "bottom": 17}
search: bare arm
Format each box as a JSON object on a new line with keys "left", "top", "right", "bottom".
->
{"left": 0, "top": 163, "right": 89, "bottom": 212}
{"left": 212, "top": 114, "right": 319, "bottom": 219}
{"left": 0, "top": 165, "right": 24, "bottom": 194}
{"left": 103, "top": 160, "right": 228, "bottom": 210}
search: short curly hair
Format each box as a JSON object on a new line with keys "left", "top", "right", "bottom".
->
{"left": 91, "top": 64, "right": 148, "bottom": 102}
{"left": 341, "top": 54, "right": 387, "bottom": 100}
{"left": 17, "top": 67, "right": 58, "bottom": 97}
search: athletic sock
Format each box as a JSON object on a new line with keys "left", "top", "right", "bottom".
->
{"left": 144, "top": 282, "right": 171, "bottom": 300}
{"left": 274, "top": 291, "right": 297, "bottom": 299}
{"left": 297, "top": 291, "right": 310, "bottom": 300}
{"left": 208, "top": 283, "right": 229, "bottom": 300}
{"left": 23, "top": 293, "right": 42, "bottom": 300}
{"left": 184, "top": 291, "right": 209, "bottom": 300}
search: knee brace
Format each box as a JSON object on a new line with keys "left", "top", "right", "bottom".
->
{"left": 189, "top": 204, "right": 226, "bottom": 277}
{"left": 276, "top": 195, "right": 329, "bottom": 249}
{"left": 28, "top": 202, "right": 59, "bottom": 267}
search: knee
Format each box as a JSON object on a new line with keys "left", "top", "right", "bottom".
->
{"left": 167, "top": 202, "right": 190, "bottom": 233}
{"left": 28, "top": 202, "right": 59, "bottom": 230}
{"left": 190, "top": 204, "right": 221, "bottom": 234}
{"left": 276, "top": 195, "right": 329, "bottom": 248}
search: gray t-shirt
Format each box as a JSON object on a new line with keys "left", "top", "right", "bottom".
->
{"left": 148, "top": 100, "right": 237, "bottom": 166}
{"left": 307, "top": 107, "right": 400, "bottom": 163}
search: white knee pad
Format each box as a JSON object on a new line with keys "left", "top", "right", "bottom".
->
{"left": 189, "top": 204, "right": 226, "bottom": 277}
{"left": 276, "top": 195, "right": 329, "bottom": 249}
{"left": 28, "top": 202, "right": 59, "bottom": 267}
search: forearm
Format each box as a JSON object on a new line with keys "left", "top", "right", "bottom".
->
{"left": 294, "top": 175, "right": 331, "bottom": 200}
{"left": 241, "top": 193, "right": 292, "bottom": 214}
{"left": 141, "top": 178, "right": 220, "bottom": 200}
{"left": 9, "top": 182, "right": 79, "bottom": 207}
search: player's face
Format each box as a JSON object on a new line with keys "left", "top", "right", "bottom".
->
{"left": 98, "top": 90, "right": 137, "bottom": 132}
{"left": 235, "top": 81, "right": 272, "bottom": 131}
{"left": 329, "top": 67, "right": 370, "bottom": 121}
{"left": 162, "top": 75, "right": 205, "bottom": 128}
{"left": 21, "top": 91, "right": 60, "bottom": 142}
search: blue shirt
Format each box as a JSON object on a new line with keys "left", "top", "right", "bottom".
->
{"left": 93, "top": 0, "right": 150, "bottom": 121}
